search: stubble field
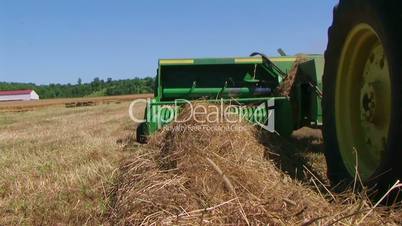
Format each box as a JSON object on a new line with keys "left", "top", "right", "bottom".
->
{"left": 0, "top": 100, "right": 144, "bottom": 225}
{"left": 0, "top": 99, "right": 400, "bottom": 225}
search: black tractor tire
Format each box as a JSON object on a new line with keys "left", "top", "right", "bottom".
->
{"left": 323, "top": 0, "right": 402, "bottom": 192}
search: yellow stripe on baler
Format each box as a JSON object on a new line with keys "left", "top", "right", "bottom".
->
{"left": 234, "top": 58, "right": 263, "bottom": 63}
{"left": 159, "top": 59, "right": 194, "bottom": 65}
{"left": 269, "top": 57, "right": 297, "bottom": 62}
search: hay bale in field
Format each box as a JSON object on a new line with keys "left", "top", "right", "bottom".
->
{"left": 108, "top": 103, "right": 335, "bottom": 225}
{"left": 65, "top": 101, "right": 96, "bottom": 108}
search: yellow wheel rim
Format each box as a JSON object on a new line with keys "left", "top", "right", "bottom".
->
{"left": 335, "top": 23, "right": 391, "bottom": 180}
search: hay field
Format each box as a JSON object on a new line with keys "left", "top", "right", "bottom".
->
{"left": 0, "top": 101, "right": 143, "bottom": 225}
{"left": 0, "top": 101, "right": 401, "bottom": 225}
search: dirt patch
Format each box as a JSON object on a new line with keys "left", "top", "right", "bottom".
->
{"left": 107, "top": 103, "right": 402, "bottom": 225}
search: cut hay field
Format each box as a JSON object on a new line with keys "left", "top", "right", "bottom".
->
{"left": 0, "top": 101, "right": 400, "bottom": 225}
{"left": 0, "top": 101, "right": 144, "bottom": 225}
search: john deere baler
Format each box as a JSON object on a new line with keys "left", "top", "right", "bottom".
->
{"left": 136, "top": 53, "right": 324, "bottom": 143}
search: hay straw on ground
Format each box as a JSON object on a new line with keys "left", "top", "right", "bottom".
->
{"left": 108, "top": 103, "right": 402, "bottom": 225}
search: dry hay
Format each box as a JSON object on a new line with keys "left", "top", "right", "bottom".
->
{"left": 108, "top": 103, "right": 402, "bottom": 225}
{"left": 275, "top": 55, "right": 309, "bottom": 97}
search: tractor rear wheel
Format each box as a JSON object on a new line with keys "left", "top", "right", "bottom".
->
{"left": 323, "top": 0, "right": 402, "bottom": 191}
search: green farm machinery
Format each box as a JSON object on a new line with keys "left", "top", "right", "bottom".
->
{"left": 137, "top": 0, "right": 402, "bottom": 192}
{"left": 137, "top": 54, "right": 324, "bottom": 141}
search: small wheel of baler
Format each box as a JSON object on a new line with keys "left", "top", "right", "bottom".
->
{"left": 136, "top": 122, "right": 149, "bottom": 144}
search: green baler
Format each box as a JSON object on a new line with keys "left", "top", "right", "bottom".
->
{"left": 136, "top": 53, "right": 324, "bottom": 143}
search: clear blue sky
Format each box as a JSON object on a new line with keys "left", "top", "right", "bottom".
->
{"left": 0, "top": 0, "right": 339, "bottom": 85}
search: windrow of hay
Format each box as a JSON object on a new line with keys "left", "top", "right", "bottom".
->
{"left": 108, "top": 103, "right": 401, "bottom": 225}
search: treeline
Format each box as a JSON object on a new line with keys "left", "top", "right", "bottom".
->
{"left": 0, "top": 77, "right": 155, "bottom": 99}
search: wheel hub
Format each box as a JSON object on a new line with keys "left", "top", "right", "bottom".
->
{"left": 361, "top": 84, "right": 376, "bottom": 123}
{"left": 335, "top": 23, "right": 392, "bottom": 180}
{"left": 359, "top": 44, "right": 390, "bottom": 164}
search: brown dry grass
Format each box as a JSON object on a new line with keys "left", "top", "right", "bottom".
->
{"left": 0, "top": 101, "right": 144, "bottom": 225}
{"left": 1, "top": 100, "right": 401, "bottom": 225}
{"left": 107, "top": 103, "right": 402, "bottom": 225}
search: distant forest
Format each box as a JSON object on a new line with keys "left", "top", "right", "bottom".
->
{"left": 0, "top": 77, "right": 155, "bottom": 99}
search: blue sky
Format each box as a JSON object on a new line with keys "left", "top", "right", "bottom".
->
{"left": 0, "top": 0, "right": 339, "bottom": 85}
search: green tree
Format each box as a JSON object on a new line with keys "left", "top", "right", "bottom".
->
{"left": 0, "top": 77, "right": 155, "bottom": 99}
